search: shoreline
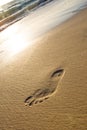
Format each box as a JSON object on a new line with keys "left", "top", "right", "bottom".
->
{"left": 0, "top": 7, "right": 87, "bottom": 130}
{"left": 0, "top": 1, "right": 87, "bottom": 33}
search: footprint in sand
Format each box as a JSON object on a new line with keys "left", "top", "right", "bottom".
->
{"left": 24, "top": 68, "right": 65, "bottom": 107}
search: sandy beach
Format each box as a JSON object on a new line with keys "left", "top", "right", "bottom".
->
{"left": 0, "top": 8, "right": 87, "bottom": 130}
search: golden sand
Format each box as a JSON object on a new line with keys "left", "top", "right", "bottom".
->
{"left": 0, "top": 9, "right": 87, "bottom": 130}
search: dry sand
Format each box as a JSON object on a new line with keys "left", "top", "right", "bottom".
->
{"left": 0, "top": 8, "right": 87, "bottom": 130}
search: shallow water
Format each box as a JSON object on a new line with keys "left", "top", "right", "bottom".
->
{"left": 0, "top": 0, "right": 87, "bottom": 63}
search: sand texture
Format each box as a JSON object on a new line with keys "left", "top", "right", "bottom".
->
{"left": 0, "top": 9, "right": 87, "bottom": 130}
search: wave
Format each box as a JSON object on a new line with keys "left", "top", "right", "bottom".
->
{"left": 0, "top": 0, "right": 54, "bottom": 31}
{"left": 0, "top": 0, "right": 87, "bottom": 32}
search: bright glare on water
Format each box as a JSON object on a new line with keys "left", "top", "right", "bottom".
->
{"left": 0, "top": 0, "right": 87, "bottom": 64}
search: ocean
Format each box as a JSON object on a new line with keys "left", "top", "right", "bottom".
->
{"left": 0, "top": 0, "right": 87, "bottom": 60}
{"left": 0, "top": 0, "right": 87, "bottom": 32}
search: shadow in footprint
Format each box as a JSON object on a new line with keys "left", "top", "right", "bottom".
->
{"left": 24, "top": 68, "right": 64, "bottom": 107}
{"left": 51, "top": 68, "right": 64, "bottom": 77}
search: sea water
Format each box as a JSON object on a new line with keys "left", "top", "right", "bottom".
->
{"left": 0, "top": 0, "right": 87, "bottom": 60}
{"left": 0, "top": 0, "right": 87, "bottom": 31}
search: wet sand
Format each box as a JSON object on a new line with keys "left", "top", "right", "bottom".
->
{"left": 0, "top": 8, "right": 87, "bottom": 130}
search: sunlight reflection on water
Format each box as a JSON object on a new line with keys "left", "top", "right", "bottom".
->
{"left": 0, "top": 0, "right": 87, "bottom": 64}
{"left": 6, "top": 35, "right": 30, "bottom": 56}
{"left": 0, "top": 23, "right": 33, "bottom": 65}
